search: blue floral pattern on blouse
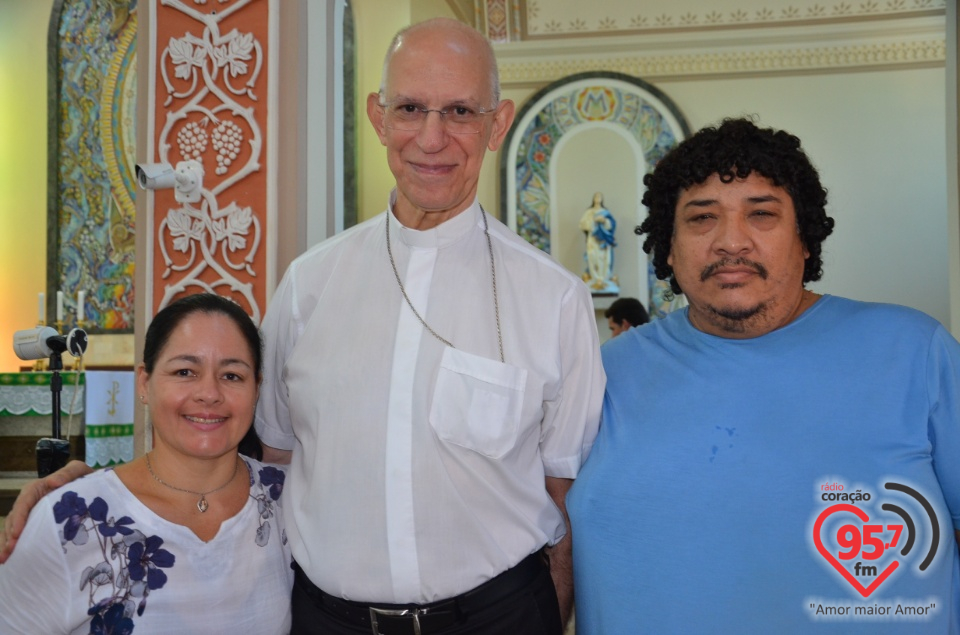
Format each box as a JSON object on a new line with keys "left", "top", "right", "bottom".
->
{"left": 54, "top": 491, "right": 175, "bottom": 634}
{"left": 251, "top": 465, "right": 286, "bottom": 547}
{"left": 52, "top": 460, "right": 286, "bottom": 633}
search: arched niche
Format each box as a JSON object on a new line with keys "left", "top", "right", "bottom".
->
{"left": 501, "top": 71, "right": 690, "bottom": 319}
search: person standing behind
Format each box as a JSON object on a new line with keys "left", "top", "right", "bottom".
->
{"left": 604, "top": 297, "right": 649, "bottom": 338}
{"left": 567, "top": 118, "right": 960, "bottom": 634}
{"left": 255, "top": 18, "right": 602, "bottom": 635}
{"left": 0, "top": 294, "right": 292, "bottom": 634}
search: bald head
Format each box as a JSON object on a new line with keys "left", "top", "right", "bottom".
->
{"left": 367, "top": 17, "right": 515, "bottom": 229}
{"left": 380, "top": 18, "right": 500, "bottom": 105}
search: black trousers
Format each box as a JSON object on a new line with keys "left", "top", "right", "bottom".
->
{"left": 290, "top": 557, "right": 562, "bottom": 635}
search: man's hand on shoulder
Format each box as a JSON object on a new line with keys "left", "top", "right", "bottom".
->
{"left": 0, "top": 460, "right": 93, "bottom": 564}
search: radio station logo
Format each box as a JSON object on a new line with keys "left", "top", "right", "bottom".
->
{"left": 811, "top": 480, "right": 941, "bottom": 599}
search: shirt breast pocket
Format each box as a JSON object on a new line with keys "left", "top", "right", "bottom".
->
{"left": 429, "top": 347, "right": 528, "bottom": 459}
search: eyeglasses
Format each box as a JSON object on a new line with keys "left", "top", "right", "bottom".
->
{"left": 379, "top": 99, "right": 497, "bottom": 134}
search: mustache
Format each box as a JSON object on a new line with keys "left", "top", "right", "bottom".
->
{"left": 700, "top": 258, "right": 768, "bottom": 282}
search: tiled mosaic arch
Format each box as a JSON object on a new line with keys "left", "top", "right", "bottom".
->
{"left": 47, "top": 0, "right": 138, "bottom": 332}
{"left": 501, "top": 71, "right": 690, "bottom": 318}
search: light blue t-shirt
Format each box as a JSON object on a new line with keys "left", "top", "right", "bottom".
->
{"left": 568, "top": 296, "right": 960, "bottom": 634}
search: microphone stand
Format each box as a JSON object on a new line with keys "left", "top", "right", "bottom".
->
{"left": 36, "top": 349, "right": 71, "bottom": 476}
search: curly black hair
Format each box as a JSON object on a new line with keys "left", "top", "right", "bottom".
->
{"left": 636, "top": 117, "right": 835, "bottom": 295}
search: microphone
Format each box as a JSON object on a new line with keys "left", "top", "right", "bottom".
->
{"left": 13, "top": 326, "right": 88, "bottom": 360}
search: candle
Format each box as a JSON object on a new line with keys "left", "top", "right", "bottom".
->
{"left": 77, "top": 290, "right": 85, "bottom": 322}
{"left": 56, "top": 291, "right": 64, "bottom": 322}
{"left": 38, "top": 292, "right": 45, "bottom": 324}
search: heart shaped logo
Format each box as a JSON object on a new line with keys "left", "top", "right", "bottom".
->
{"left": 813, "top": 504, "right": 899, "bottom": 597}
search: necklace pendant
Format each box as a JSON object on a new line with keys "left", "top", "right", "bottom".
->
{"left": 197, "top": 496, "right": 209, "bottom": 513}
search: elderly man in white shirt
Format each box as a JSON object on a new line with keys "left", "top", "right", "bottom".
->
{"left": 258, "top": 17, "right": 603, "bottom": 635}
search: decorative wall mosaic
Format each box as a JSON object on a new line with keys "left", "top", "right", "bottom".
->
{"left": 502, "top": 72, "right": 690, "bottom": 319}
{"left": 49, "top": 0, "right": 138, "bottom": 332}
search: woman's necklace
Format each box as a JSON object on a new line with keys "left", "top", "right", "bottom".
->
{"left": 144, "top": 452, "right": 241, "bottom": 513}
{"left": 385, "top": 207, "right": 504, "bottom": 362}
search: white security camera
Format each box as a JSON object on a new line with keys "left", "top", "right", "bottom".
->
{"left": 13, "top": 326, "right": 87, "bottom": 360}
{"left": 135, "top": 160, "right": 204, "bottom": 203}
{"left": 135, "top": 163, "right": 177, "bottom": 189}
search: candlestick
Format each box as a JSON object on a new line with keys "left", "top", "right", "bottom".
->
{"left": 56, "top": 291, "right": 64, "bottom": 322}
{"left": 77, "top": 290, "right": 85, "bottom": 322}
{"left": 38, "top": 292, "right": 45, "bottom": 325}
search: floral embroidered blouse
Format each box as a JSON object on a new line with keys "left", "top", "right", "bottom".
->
{"left": 0, "top": 457, "right": 292, "bottom": 634}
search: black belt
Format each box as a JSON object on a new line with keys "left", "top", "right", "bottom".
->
{"left": 293, "top": 550, "right": 547, "bottom": 635}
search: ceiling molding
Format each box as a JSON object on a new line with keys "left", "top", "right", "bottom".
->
{"left": 521, "top": 1, "right": 945, "bottom": 39}
{"left": 496, "top": 14, "right": 945, "bottom": 84}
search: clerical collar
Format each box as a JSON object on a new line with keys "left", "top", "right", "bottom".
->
{"left": 387, "top": 192, "right": 482, "bottom": 249}
{"left": 384, "top": 192, "right": 504, "bottom": 361}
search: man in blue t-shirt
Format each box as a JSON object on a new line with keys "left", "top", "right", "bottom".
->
{"left": 567, "top": 117, "right": 960, "bottom": 634}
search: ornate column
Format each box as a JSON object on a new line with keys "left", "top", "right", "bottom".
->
{"left": 142, "top": 0, "right": 277, "bottom": 322}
